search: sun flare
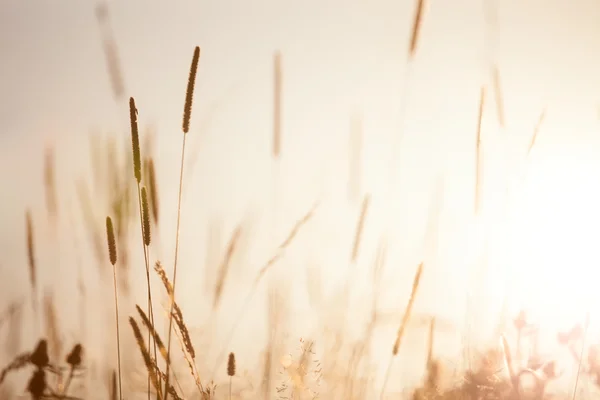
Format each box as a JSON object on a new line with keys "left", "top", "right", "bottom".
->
{"left": 502, "top": 148, "right": 600, "bottom": 335}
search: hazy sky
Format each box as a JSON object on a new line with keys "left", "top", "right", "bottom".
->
{"left": 2, "top": 0, "right": 600, "bottom": 393}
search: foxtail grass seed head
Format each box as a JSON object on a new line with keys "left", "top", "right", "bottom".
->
{"left": 106, "top": 217, "right": 117, "bottom": 265}
{"left": 141, "top": 187, "right": 151, "bottom": 246}
{"left": 129, "top": 97, "right": 141, "bottom": 182}
{"left": 183, "top": 46, "right": 200, "bottom": 134}
{"left": 227, "top": 352, "right": 236, "bottom": 377}
{"left": 25, "top": 210, "right": 36, "bottom": 291}
{"left": 147, "top": 158, "right": 159, "bottom": 225}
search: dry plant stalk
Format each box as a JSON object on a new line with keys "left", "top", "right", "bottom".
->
{"left": 135, "top": 305, "right": 168, "bottom": 363}
{"left": 213, "top": 225, "right": 243, "bottom": 309}
{"left": 130, "top": 317, "right": 163, "bottom": 399}
{"left": 392, "top": 262, "right": 424, "bottom": 355}
{"left": 475, "top": 87, "right": 485, "bottom": 214}
{"left": 129, "top": 96, "right": 158, "bottom": 399}
{"left": 273, "top": 51, "right": 282, "bottom": 158}
{"left": 380, "top": 262, "right": 424, "bottom": 399}
{"left": 527, "top": 108, "right": 546, "bottom": 156}
{"left": 408, "top": 0, "right": 425, "bottom": 59}
{"left": 205, "top": 218, "right": 223, "bottom": 293}
{"left": 351, "top": 195, "right": 370, "bottom": 263}
{"left": 44, "top": 145, "right": 58, "bottom": 218}
{"left": 348, "top": 113, "right": 363, "bottom": 204}
{"left": 492, "top": 65, "right": 505, "bottom": 128}
{"left": 42, "top": 291, "right": 62, "bottom": 364}
{"left": 165, "top": 45, "right": 201, "bottom": 400}
{"left": 105, "top": 216, "right": 122, "bottom": 400}
{"left": 155, "top": 262, "right": 201, "bottom": 391}
{"left": 427, "top": 317, "right": 436, "bottom": 366}
{"left": 96, "top": 2, "right": 125, "bottom": 100}
{"left": 110, "top": 370, "right": 117, "bottom": 400}
{"left": 213, "top": 205, "right": 316, "bottom": 377}
{"left": 25, "top": 210, "right": 36, "bottom": 293}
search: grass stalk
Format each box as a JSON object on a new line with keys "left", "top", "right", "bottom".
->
{"left": 106, "top": 216, "right": 122, "bottom": 400}
{"left": 164, "top": 45, "right": 200, "bottom": 400}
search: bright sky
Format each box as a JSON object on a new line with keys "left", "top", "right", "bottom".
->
{"left": 2, "top": 0, "right": 600, "bottom": 395}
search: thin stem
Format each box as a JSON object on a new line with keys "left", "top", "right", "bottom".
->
{"left": 112, "top": 263, "right": 123, "bottom": 400}
{"left": 136, "top": 182, "right": 158, "bottom": 399}
{"left": 164, "top": 134, "right": 188, "bottom": 400}
{"left": 572, "top": 312, "right": 590, "bottom": 399}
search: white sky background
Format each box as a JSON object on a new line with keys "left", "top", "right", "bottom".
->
{"left": 2, "top": 0, "right": 600, "bottom": 396}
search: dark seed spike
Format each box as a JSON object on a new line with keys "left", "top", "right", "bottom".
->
{"left": 141, "top": 187, "right": 151, "bottom": 246}
{"left": 183, "top": 46, "right": 200, "bottom": 134}
{"left": 227, "top": 352, "right": 236, "bottom": 377}
{"left": 106, "top": 217, "right": 117, "bottom": 265}
{"left": 129, "top": 97, "right": 141, "bottom": 182}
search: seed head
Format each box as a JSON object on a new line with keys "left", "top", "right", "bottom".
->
{"left": 129, "top": 97, "right": 141, "bottom": 182}
{"left": 227, "top": 352, "right": 236, "bottom": 377}
{"left": 106, "top": 216, "right": 117, "bottom": 265}
{"left": 183, "top": 46, "right": 200, "bottom": 134}
{"left": 141, "top": 187, "right": 151, "bottom": 246}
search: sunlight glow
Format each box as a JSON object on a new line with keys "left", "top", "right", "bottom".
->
{"left": 503, "top": 149, "right": 600, "bottom": 334}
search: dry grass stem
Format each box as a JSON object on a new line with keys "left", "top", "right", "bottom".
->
{"left": 165, "top": 45, "right": 200, "bottom": 400}
{"left": 96, "top": 3, "right": 125, "bottom": 100}
{"left": 42, "top": 291, "right": 62, "bottom": 364}
{"left": 44, "top": 145, "right": 58, "bottom": 218}
{"left": 408, "top": 0, "right": 425, "bottom": 59}
{"left": 255, "top": 201, "right": 318, "bottom": 284}
{"left": 351, "top": 195, "right": 370, "bottom": 263}
{"left": 130, "top": 317, "right": 163, "bottom": 399}
{"left": 393, "top": 262, "right": 424, "bottom": 355}
{"left": 427, "top": 318, "right": 435, "bottom": 366}
{"left": 25, "top": 210, "right": 36, "bottom": 292}
{"left": 348, "top": 113, "right": 363, "bottom": 204}
{"left": 492, "top": 65, "right": 505, "bottom": 128}
{"left": 213, "top": 203, "right": 317, "bottom": 374}
{"left": 273, "top": 51, "right": 282, "bottom": 158}
{"left": 136, "top": 305, "right": 168, "bottom": 363}
{"left": 106, "top": 216, "right": 122, "bottom": 400}
{"left": 527, "top": 108, "right": 547, "bottom": 156}
{"left": 380, "top": 262, "right": 424, "bottom": 399}
{"left": 475, "top": 86, "right": 485, "bottom": 214}
{"left": 213, "top": 225, "right": 243, "bottom": 309}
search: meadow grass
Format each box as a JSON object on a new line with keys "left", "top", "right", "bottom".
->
{"left": 3, "top": 1, "right": 600, "bottom": 399}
